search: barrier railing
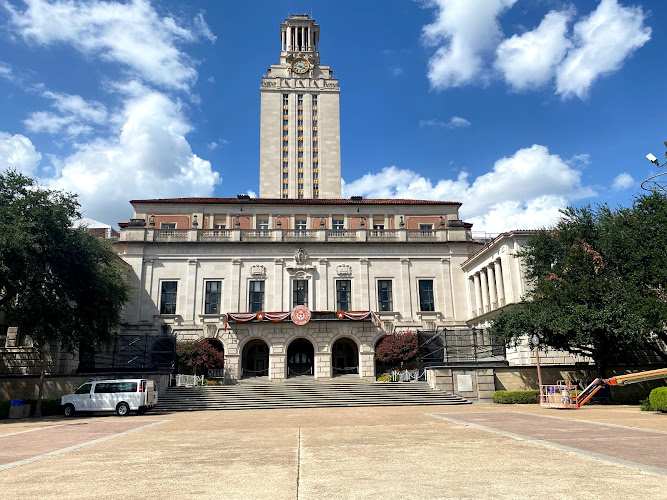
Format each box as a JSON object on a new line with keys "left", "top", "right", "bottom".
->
{"left": 173, "top": 374, "right": 205, "bottom": 387}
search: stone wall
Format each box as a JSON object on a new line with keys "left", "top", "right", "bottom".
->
{"left": 0, "top": 373, "right": 171, "bottom": 400}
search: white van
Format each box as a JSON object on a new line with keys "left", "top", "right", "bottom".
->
{"left": 61, "top": 379, "right": 158, "bottom": 417}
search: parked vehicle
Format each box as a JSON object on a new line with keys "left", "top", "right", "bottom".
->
{"left": 61, "top": 379, "right": 158, "bottom": 416}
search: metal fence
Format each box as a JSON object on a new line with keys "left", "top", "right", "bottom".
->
{"left": 417, "top": 328, "right": 506, "bottom": 368}
{"left": 78, "top": 333, "right": 175, "bottom": 373}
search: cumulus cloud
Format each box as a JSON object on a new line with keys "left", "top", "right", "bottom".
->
{"left": 421, "top": 0, "right": 518, "bottom": 89}
{"left": 24, "top": 90, "right": 108, "bottom": 136}
{"left": 556, "top": 0, "right": 651, "bottom": 99}
{"left": 44, "top": 86, "right": 221, "bottom": 225}
{"left": 0, "top": 132, "right": 42, "bottom": 175}
{"left": 419, "top": 116, "right": 471, "bottom": 128}
{"left": 3, "top": 0, "right": 202, "bottom": 89}
{"left": 495, "top": 9, "right": 572, "bottom": 90}
{"left": 612, "top": 172, "right": 634, "bottom": 191}
{"left": 421, "top": 0, "right": 651, "bottom": 98}
{"left": 344, "top": 144, "right": 595, "bottom": 232}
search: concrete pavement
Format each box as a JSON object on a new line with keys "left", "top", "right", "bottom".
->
{"left": 0, "top": 404, "right": 665, "bottom": 499}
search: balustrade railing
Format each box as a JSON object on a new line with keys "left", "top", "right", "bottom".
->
{"left": 155, "top": 229, "right": 188, "bottom": 239}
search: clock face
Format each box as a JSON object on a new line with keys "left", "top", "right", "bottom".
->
{"left": 291, "top": 58, "right": 310, "bottom": 74}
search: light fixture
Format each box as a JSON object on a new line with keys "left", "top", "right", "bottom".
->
{"left": 646, "top": 153, "right": 659, "bottom": 166}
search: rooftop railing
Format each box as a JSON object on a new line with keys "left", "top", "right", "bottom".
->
{"left": 122, "top": 227, "right": 473, "bottom": 244}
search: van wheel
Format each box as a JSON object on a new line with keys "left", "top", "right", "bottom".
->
{"left": 116, "top": 402, "right": 130, "bottom": 416}
{"left": 63, "top": 404, "right": 75, "bottom": 417}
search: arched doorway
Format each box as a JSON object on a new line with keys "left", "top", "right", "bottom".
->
{"left": 286, "top": 338, "right": 314, "bottom": 377}
{"left": 374, "top": 336, "right": 393, "bottom": 377}
{"left": 242, "top": 339, "right": 269, "bottom": 377}
{"left": 332, "top": 337, "right": 358, "bottom": 376}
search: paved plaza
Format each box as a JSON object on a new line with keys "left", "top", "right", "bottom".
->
{"left": 0, "top": 404, "right": 665, "bottom": 499}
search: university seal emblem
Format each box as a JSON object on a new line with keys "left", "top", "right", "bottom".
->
{"left": 291, "top": 305, "right": 311, "bottom": 325}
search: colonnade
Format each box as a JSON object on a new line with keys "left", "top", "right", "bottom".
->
{"left": 470, "top": 259, "right": 506, "bottom": 316}
{"left": 282, "top": 25, "right": 318, "bottom": 52}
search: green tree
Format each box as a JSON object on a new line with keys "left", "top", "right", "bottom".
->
{"left": 488, "top": 193, "right": 667, "bottom": 375}
{"left": 0, "top": 170, "right": 132, "bottom": 414}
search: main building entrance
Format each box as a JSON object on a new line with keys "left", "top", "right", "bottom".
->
{"left": 287, "top": 338, "right": 314, "bottom": 377}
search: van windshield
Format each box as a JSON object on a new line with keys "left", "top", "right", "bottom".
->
{"left": 74, "top": 383, "right": 92, "bottom": 394}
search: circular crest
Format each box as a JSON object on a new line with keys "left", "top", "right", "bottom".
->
{"left": 291, "top": 305, "right": 311, "bottom": 326}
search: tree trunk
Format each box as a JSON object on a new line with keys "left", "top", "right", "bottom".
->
{"left": 33, "top": 353, "right": 48, "bottom": 417}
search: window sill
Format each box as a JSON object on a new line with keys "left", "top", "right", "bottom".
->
{"left": 416, "top": 311, "right": 442, "bottom": 317}
{"left": 154, "top": 314, "right": 181, "bottom": 323}
{"left": 199, "top": 314, "right": 226, "bottom": 322}
{"left": 376, "top": 311, "right": 401, "bottom": 320}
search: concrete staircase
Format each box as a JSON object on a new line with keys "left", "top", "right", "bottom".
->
{"left": 155, "top": 376, "right": 471, "bottom": 412}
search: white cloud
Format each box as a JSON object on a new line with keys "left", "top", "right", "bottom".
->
{"left": 419, "top": 116, "right": 471, "bottom": 129}
{"left": 0, "top": 132, "right": 42, "bottom": 175}
{"left": 421, "top": 0, "right": 518, "bottom": 89}
{"left": 44, "top": 86, "right": 221, "bottom": 225}
{"left": 194, "top": 11, "right": 216, "bottom": 43}
{"left": 24, "top": 90, "right": 109, "bottom": 136}
{"left": 495, "top": 9, "right": 572, "bottom": 90}
{"left": 392, "top": 67, "right": 404, "bottom": 76}
{"left": 0, "top": 61, "right": 12, "bottom": 80}
{"left": 3, "top": 0, "right": 201, "bottom": 90}
{"left": 556, "top": 0, "right": 651, "bottom": 99}
{"left": 344, "top": 144, "right": 595, "bottom": 232}
{"left": 612, "top": 172, "right": 634, "bottom": 191}
{"left": 207, "top": 141, "right": 218, "bottom": 151}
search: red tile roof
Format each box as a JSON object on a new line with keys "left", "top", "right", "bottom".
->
{"left": 130, "top": 197, "right": 461, "bottom": 206}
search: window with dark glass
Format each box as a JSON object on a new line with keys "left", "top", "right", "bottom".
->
{"left": 332, "top": 219, "right": 344, "bottom": 230}
{"left": 336, "top": 280, "right": 351, "bottom": 311}
{"left": 248, "top": 281, "right": 265, "bottom": 312}
{"left": 160, "top": 281, "right": 178, "bottom": 314}
{"left": 293, "top": 280, "right": 308, "bottom": 307}
{"left": 377, "top": 280, "right": 393, "bottom": 311}
{"left": 418, "top": 279, "right": 435, "bottom": 311}
{"left": 205, "top": 281, "right": 222, "bottom": 314}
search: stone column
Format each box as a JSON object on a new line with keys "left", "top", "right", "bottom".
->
{"left": 473, "top": 273, "right": 482, "bottom": 316}
{"left": 185, "top": 258, "right": 199, "bottom": 322}
{"left": 359, "top": 258, "right": 370, "bottom": 310}
{"left": 309, "top": 26, "right": 313, "bottom": 49}
{"left": 231, "top": 259, "right": 242, "bottom": 312}
{"left": 315, "top": 351, "right": 331, "bottom": 379}
{"left": 441, "top": 258, "right": 454, "bottom": 319}
{"left": 318, "top": 258, "right": 329, "bottom": 310}
{"left": 269, "top": 353, "right": 286, "bottom": 381}
{"left": 141, "top": 258, "right": 154, "bottom": 321}
{"left": 287, "top": 26, "right": 292, "bottom": 51}
{"left": 494, "top": 260, "right": 505, "bottom": 307}
{"left": 486, "top": 265, "right": 497, "bottom": 311}
{"left": 400, "top": 258, "right": 412, "bottom": 316}
{"left": 359, "top": 350, "right": 375, "bottom": 378}
{"left": 479, "top": 271, "right": 490, "bottom": 313}
{"left": 274, "top": 259, "right": 284, "bottom": 311}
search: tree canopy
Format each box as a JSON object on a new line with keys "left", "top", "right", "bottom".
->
{"left": 0, "top": 170, "right": 131, "bottom": 351}
{"left": 488, "top": 192, "right": 667, "bottom": 374}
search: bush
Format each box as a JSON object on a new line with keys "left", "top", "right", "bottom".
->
{"left": 492, "top": 390, "right": 540, "bottom": 404}
{"left": 648, "top": 387, "right": 667, "bottom": 411}
{"left": 611, "top": 390, "right": 652, "bottom": 405}
{"left": 176, "top": 340, "right": 225, "bottom": 374}
{"left": 205, "top": 379, "right": 219, "bottom": 386}
{"left": 376, "top": 374, "right": 392, "bottom": 382}
{"left": 0, "top": 400, "right": 9, "bottom": 419}
{"left": 375, "top": 332, "right": 418, "bottom": 364}
{"left": 29, "top": 399, "right": 62, "bottom": 416}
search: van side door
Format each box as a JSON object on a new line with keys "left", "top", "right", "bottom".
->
{"left": 73, "top": 383, "right": 93, "bottom": 410}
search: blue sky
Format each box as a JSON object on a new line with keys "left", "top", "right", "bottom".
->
{"left": 0, "top": 0, "right": 665, "bottom": 231}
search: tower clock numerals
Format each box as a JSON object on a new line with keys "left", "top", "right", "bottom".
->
{"left": 291, "top": 57, "right": 310, "bottom": 74}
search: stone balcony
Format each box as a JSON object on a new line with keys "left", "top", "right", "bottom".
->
{"left": 120, "top": 226, "right": 472, "bottom": 244}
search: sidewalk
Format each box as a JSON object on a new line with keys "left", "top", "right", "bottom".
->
{"left": 0, "top": 404, "right": 665, "bottom": 499}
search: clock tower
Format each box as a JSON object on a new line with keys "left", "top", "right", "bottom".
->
{"left": 259, "top": 15, "right": 342, "bottom": 199}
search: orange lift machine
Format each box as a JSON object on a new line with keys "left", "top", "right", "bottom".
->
{"left": 540, "top": 367, "right": 667, "bottom": 409}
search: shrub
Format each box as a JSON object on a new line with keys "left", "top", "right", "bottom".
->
{"left": 28, "top": 399, "right": 62, "bottom": 417}
{"left": 611, "top": 390, "right": 652, "bottom": 405}
{"left": 176, "top": 340, "right": 225, "bottom": 374}
{"left": 205, "top": 379, "right": 219, "bottom": 386}
{"left": 0, "top": 400, "right": 9, "bottom": 419}
{"left": 648, "top": 387, "right": 667, "bottom": 411}
{"left": 376, "top": 374, "right": 392, "bottom": 382}
{"left": 492, "top": 390, "right": 540, "bottom": 404}
{"left": 375, "top": 332, "right": 418, "bottom": 364}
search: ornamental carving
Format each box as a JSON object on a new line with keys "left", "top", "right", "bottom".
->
{"left": 291, "top": 305, "right": 311, "bottom": 326}
{"left": 250, "top": 265, "right": 266, "bottom": 276}
{"left": 336, "top": 264, "right": 352, "bottom": 276}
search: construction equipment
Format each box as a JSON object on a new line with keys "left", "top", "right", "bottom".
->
{"left": 540, "top": 367, "right": 667, "bottom": 409}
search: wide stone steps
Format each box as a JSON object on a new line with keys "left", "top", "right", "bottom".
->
{"left": 155, "top": 379, "right": 471, "bottom": 412}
